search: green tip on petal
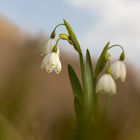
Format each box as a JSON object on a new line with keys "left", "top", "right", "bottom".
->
{"left": 51, "top": 64, "right": 55, "bottom": 67}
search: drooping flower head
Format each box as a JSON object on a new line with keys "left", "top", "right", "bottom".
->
{"left": 96, "top": 74, "right": 116, "bottom": 96}
{"left": 41, "top": 52, "right": 61, "bottom": 74}
{"left": 110, "top": 60, "right": 126, "bottom": 82}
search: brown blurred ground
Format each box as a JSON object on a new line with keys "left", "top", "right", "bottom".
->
{"left": 0, "top": 16, "right": 140, "bottom": 140}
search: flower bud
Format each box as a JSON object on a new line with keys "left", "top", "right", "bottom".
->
{"left": 59, "top": 34, "right": 69, "bottom": 40}
{"left": 110, "top": 60, "right": 126, "bottom": 82}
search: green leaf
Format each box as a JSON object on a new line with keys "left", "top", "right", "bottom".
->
{"left": 79, "top": 53, "right": 86, "bottom": 93}
{"left": 74, "top": 96, "right": 84, "bottom": 122}
{"left": 68, "top": 65, "right": 84, "bottom": 122}
{"left": 95, "top": 42, "right": 110, "bottom": 76}
{"left": 63, "top": 19, "right": 82, "bottom": 54}
{"left": 68, "top": 65, "right": 83, "bottom": 101}
{"left": 85, "top": 49, "right": 94, "bottom": 109}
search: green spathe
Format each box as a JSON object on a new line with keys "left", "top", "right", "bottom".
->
{"left": 63, "top": 19, "right": 82, "bottom": 54}
{"left": 95, "top": 42, "right": 110, "bottom": 76}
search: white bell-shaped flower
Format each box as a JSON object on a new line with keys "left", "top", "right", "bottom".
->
{"left": 41, "top": 52, "right": 62, "bottom": 74}
{"left": 96, "top": 74, "right": 116, "bottom": 96}
{"left": 41, "top": 39, "right": 60, "bottom": 57}
{"left": 110, "top": 60, "right": 126, "bottom": 82}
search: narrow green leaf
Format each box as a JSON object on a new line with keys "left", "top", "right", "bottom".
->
{"left": 85, "top": 49, "right": 94, "bottom": 110}
{"left": 74, "top": 96, "right": 84, "bottom": 122}
{"left": 95, "top": 42, "right": 110, "bottom": 76}
{"left": 79, "top": 53, "right": 86, "bottom": 94}
{"left": 63, "top": 19, "right": 82, "bottom": 54}
{"left": 68, "top": 64, "right": 85, "bottom": 122}
{"left": 68, "top": 64, "right": 83, "bottom": 101}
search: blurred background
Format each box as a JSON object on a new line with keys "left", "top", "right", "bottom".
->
{"left": 0, "top": 0, "right": 140, "bottom": 140}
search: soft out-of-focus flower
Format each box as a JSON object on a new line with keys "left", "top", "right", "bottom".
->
{"left": 41, "top": 52, "right": 61, "bottom": 74}
{"left": 41, "top": 39, "right": 60, "bottom": 57}
{"left": 96, "top": 74, "right": 116, "bottom": 96}
{"left": 110, "top": 60, "right": 126, "bottom": 82}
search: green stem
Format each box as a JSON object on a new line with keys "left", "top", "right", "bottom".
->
{"left": 108, "top": 44, "right": 124, "bottom": 52}
{"left": 50, "top": 23, "right": 65, "bottom": 38}
{"left": 52, "top": 38, "right": 61, "bottom": 52}
{"left": 102, "top": 95, "right": 109, "bottom": 125}
{"left": 77, "top": 53, "right": 92, "bottom": 140}
{"left": 79, "top": 53, "right": 87, "bottom": 112}
{"left": 108, "top": 44, "right": 125, "bottom": 61}
{"left": 54, "top": 23, "right": 65, "bottom": 30}
{"left": 93, "top": 76, "right": 98, "bottom": 117}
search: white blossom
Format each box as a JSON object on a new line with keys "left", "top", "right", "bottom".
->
{"left": 96, "top": 74, "right": 116, "bottom": 96}
{"left": 110, "top": 60, "right": 126, "bottom": 82}
{"left": 41, "top": 39, "right": 60, "bottom": 57}
{"left": 41, "top": 52, "right": 61, "bottom": 74}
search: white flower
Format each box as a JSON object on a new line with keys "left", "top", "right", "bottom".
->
{"left": 41, "top": 39, "right": 60, "bottom": 57}
{"left": 41, "top": 52, "right": 62, "bottom": 74}
{"left": 96, "top": 74, "right": 116, "bottom": 96}
{"left": 110, "top": 60, "right": 126, "bottom": 82}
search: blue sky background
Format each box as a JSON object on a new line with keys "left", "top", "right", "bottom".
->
{"left": 0, "top": 0, "right": 140, "bottom": 68}
{"left": 0, "top": 0, "right": 93, "bottom": 34}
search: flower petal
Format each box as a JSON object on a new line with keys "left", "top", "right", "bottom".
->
{"left": 110, "top": 60, "right": 126, "bottom": 82}
{"left": 96, "top": 74, "right": 116, "bottom": 96}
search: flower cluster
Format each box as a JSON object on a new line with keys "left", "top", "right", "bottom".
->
{"left": 96, "top": 60, "right": 126, "bottom": 96}
{"left": 39, "top": 20, "right": 128, "bottom": 138}
{"left": 40, "top": 20, "right": 126, "bottom": 97}
{"left": 40, "top": 20, "right": 127, "bottom": 139}
{"left": 41, "top": 39, "right": 61, "bottom": 74}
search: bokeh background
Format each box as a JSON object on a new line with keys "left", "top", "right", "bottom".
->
{"left": 0, "top": 0, "right": 140, "bottom": 140}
